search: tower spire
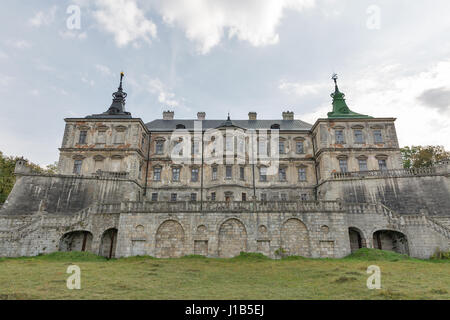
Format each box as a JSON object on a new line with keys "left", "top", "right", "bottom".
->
{"left": 106, "top": 72, "right": 129, "bottom": 115}
{"left": 327, "top": 74, "right": 372, "bottom": 119}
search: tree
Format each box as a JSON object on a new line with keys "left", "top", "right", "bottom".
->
{"left": 400, "top": 145, "right": 450, "bottom": 169}
{"left": 0, "top": 151, "right": 56, "bottom": 204}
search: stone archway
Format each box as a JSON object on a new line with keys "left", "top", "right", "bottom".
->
{"left": 59, "top": 231, "right": 93, "bottom": 252}
{"left": 373, "top": 230, "right": 409, "bottom": 255}
{"left": 218, "top": 218, "right": 247, "bottom": 258}
{"left": 349, "top": 227, "right": 366, "bottom": 253}
{"left": 281, "top": 218, "right": 310, "bottom": 257}
{"left": 155, "top": 220, "right": 185, "bottom": 258}
{"left": 99, "top": 228, "right": 118, "bottom": 259}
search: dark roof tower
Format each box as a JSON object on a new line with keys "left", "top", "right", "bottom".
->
{"left": 86, "top": 72, "right": 132, "bottom": 119}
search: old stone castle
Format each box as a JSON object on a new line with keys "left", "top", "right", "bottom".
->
{"left": 0, "top": 74, "right": 449, "bottom": 259}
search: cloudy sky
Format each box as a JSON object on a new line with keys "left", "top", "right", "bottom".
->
{"left": 1, "top": 0, "right": 450, "bottom": 166}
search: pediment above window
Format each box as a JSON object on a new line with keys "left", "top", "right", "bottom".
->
{"left": 336, "top": 154, "right": 348, "bottom": 160}
{"left": 375, "top": 154, "right": 388, "bottom": 160}
{"left": 72, "top": 154, "right": 86, "bottom": 160}
{"left": 111, "top": 155, "right": 124, "bottom": 160}
{"left": 351, "top": 125, "right": 365, "bottom": 130}
{"left": 93, "top": 155, "right": 105, "bottom": 161}
{"left": 115, "top": 125, "right": 127, "bottom": 132}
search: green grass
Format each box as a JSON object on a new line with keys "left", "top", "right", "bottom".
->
{"left": 0, "top": 249, "right": 448, "bottom": 300}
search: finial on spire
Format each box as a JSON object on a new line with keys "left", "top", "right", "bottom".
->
{"left": 227, "top": 112, "right": 231, "bottom": 121}
{"left": 119, "top": 72, "right": 125, "bottom": 91}
{"left": 332, "top": 73, "right": 338, "bottom": 90}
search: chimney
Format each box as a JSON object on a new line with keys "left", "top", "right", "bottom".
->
{"left": 163, "top": 110, "right": 174, "bottom": 120}
{"left": 197, "top": 112, "right": 206, "bottom": 120}
{"left": 282, "top": 111, "right": 294, "bottom": 120}
{"left": 248, "top": 112, "right": 257, "bottom": 120}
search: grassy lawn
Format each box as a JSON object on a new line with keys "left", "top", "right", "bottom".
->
{"left": 0, "top": 249, "right": 448, "bottom": 300}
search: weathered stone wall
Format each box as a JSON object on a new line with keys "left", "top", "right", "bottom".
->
{"left": 319, "top": 174, "right": 450, "bottom": 216}
{"left": 0, "top": 174, "right": 140, "bottom": 216}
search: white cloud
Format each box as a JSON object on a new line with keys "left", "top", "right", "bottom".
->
{"left": 0, "top": 74, "right": 14, "bottom": 87}
{"left": 29, "top": 6, "right": 57, "bottom": 27}
{"left": 81, "top": 77, "right": 95, "bottom": 87}
{"left": 93, "top": 0, "right": 157, "bottom": 47}
{"left": 152, "top": 0, "right": 315, "bottom": 54}
{"left": 0, "top": 50, "right": 8, "bottom": 59}
{"left": 145, "top": 77, "right": 180, "bottom": 107}
{"left": 95, "top": 64, "right": 113, "bottom": 76}
{"left": 59, "top": 30, "right": 87, "bottom": 40}
{"left": 279, "top": 80, "right": 328, "bottom": 96}
{"left": 7, "top": 40, "right": 32, "bottom": 49}
{"left": 30, "top": 89, "right": 40, "bottom": 96}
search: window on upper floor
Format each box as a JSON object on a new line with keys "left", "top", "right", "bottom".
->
{"left": 300, "top": 193, "right": 308, "bottom": 201}
{"left": 374, "top": 130, "right": 383, "bottom": 143}
{"left": 225, "top": 137, "right": 233, "bottom": 152}
{"left": 191, "top": 141, "right": 200, "bottom": 156}
{"left": 259, "top": 167, "right": 267, "bottom": 182}
{"left": 358, "top": 159, "right": 368, "bottom": 171}
{"left": 281, "top": 193, "right": 288, "bottom": 201}
{"left": 258, "top": 140, "right": 267, "bottom": 156}
{"left": 296, "top": 141, "right": 304, "bottom": 154}
{"left": 225, "top": 165, "right": 233, "bottom": 179}
{"left": 335, "top": 130, "right": 345, "bottom": 144}
{"left": 153, "top": 167, "right": 161, "bottom": 181}
{"left": 212, "top": 166, "right": 218, "bottom": 180}
{"left": 191, "top": 168, "right": 199, "bottom": 182}
{"left": 298, "top": 167, "right": 307, "bottom": 182}
{"left": 190, "top": 193, "right": 197, "bottom": 201}
{"left": 279, "top": 167, "right": 287, "bottom": 181}
{"left": 170, "top": 193, "right": 177, "bottom": 202}
{"left": 79, "top": 131, "right": 87, "bottom": 145}
{"left": 211, "top": 192, "right": 216, "bottom": 201}
{"left": 240, "top": 166, "right": 245, "bottom": 180}
{"left": 242, "top": 193, "right": 247, "bottom": 201}
{"left": 73, "top": 160, "right": 83, "bottom": 174}
{"left": 151, "top": 193, "right": 158, "bottom": 202}
{"left": 172, "top": 167, "right": 180, "bottom": 182}
{"left": 339, "top": 159, "right": 348, "bottom": 173}
{"left": 155, "top": 141, "right": 164, "bottom": 154}
{"left": 279, "top": 141, "right": 285, "bottom": 154}
{"left": 261, "top": 193, "right": 267, "bottom": 202}
{"left": 354, "top": 130, "right": 364, "bottom": 144}
{"left": 378, "top": 159, "right": 387, "bottom": 171}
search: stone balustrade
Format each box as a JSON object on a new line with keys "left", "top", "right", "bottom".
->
{"left": 331, "top": 166, "right": 441, "bottom": 180}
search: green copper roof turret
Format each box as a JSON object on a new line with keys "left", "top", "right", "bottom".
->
{"left": 327, "top": 74, "right": 372, "bottom": 119}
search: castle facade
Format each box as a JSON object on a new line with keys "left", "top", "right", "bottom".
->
{"left": 1, "top": 75, "right": 449, "bottom": 259}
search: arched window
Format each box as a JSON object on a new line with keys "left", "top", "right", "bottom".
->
{"left": 176, "top": 124, "right": 186, "bottom": 129}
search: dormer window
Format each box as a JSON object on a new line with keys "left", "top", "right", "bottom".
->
{"left": 176, "top": 124, "right": 186, "bottom": 129}
{"left": 271, "top": 124, "right": 280, "bottom": 130}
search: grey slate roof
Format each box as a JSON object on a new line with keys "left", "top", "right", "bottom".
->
{"left": 145, "top": 119, "right": 313, "bottom": 131}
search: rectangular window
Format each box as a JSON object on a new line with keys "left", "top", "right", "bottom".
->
{"left": 211, "top": 192, "right": 216, "bottom": 201}
{"left": 339, "top": 159, "right": 348, "bottom": 173}
{"left": 279, "top": 167, "right": 287, "bottom": 181}
{"left": 374, "top": 130, "right": 383, "bottom": 143}
{"left": 96, "top": 131, "right": 106, "bottom": 144}
{"left": 335, "top": 130, "right": 345, "bottom": 144}
{"left": 190, "top": 193, "right": 197, "bottom": 201}
{"left": 298, "top": 168, "right": 307, "bottom": 181}
{"left": 258, "top": 140, "right": 267, "bottom": 156}
{"left": 279, "top": 141, "right": 285, "bottom": 154}
{"left": 378, "top": 159, "right": 387, "bottom": 170}
{"left": 261, "top": 193, "right": 267, "bottom": 202}
{"left": 240, "top": 166, "right": 245, "bottom": 180}
{"left": 212, "top": 167, "right": 217, "bottom": 180}
{"left": 242, "top": 193, "right": 247, "bottom": 201}
{"left": 281, "top": 193, "right": 287, "bottom": 201}
{"left": 238, "top": 139, "right": 245, "bottom": 153}
{"left": 296, "top": 141, "right": 304, "bottom": 154}
{"left": 191, "top": 141, "right": 200, "bottom": 156}
{"left": 259, "top": 167, "right": 267, "bottom": 182}
{"left": 225, "top": 165, "right": 232, "bottom": 179}
{"left": 73, "top": 160, "right": 83, "bottom": 174}
{"left": 153, "top": 167, "right": 161, "bottom": 181}
{"left": 225, "top": 137, "right": 233, "bottom": 152}
{"left": 172, "top": 168, "right": 180, "bottom": 182}
{"left": 358, "top": 159, "right": 368, "bottom": 171}
{"left": 151, "top": 193, "right": 158, "bottom": 202}
{"left": 354, "top": 130, "right": 364, "bottom": 144}
{"left": 191, "top": 168, "right": 199, "bottom": 182}
{"left": 79, "top": 131, "right": 87, "bottom": 145}
{"left": 156, "top": 141, "right": 164, "bottom": 154}
{"left": 170, "top": 193, "right": 177, "bottom": 202}
{"left": 300, "top": 193, "right": 308, "bottom": 201}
